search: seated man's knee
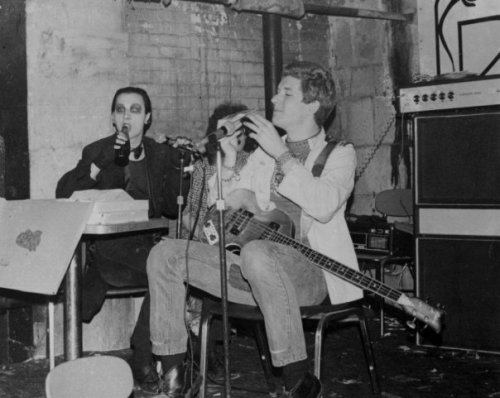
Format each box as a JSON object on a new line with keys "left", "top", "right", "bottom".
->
{"left": 146, "top": 239, "right": 179, "bottom": 276}
{"left": 239, "top": 240, "right": 274, "bottom": 280}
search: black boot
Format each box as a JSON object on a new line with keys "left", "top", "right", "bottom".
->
{"left": 133, "top": 361, "right": 161, "bottom": 395}
{"left": 285, "top": 372, "right": 322, "bottom": 398}
{"left": 161, "top": 361, "right": 201, "bottom": 398}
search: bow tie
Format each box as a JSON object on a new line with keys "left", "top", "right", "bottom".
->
{"left": 132, "top": 145, "right": 143, "bottom": 159}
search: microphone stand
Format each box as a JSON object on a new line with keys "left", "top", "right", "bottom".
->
{"left": 175, "top": 150, "right": 193, "bottom": 239}
{"left": 214, "top": 142, "right": 231, "bottom": 398}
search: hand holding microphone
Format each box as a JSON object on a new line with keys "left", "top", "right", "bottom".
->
{"left": 196, "top": 109, "right": 255, "bottom": 152}
{"left": 114, "top": 125, "right": 130, "bottom": 166}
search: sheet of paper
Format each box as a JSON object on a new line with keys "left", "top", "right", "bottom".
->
{"left": 0, "top": 198, "right": 92, "bottom": 295}
{"left": 69, "top": 189, "right": 149, "bottom": 224}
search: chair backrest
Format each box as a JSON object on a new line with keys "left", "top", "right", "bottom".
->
{"left": 374, "top": 189, "right": 413, "bottom": 218}
{"left": 45, "top": 356, "right": 133, "bottom": 398}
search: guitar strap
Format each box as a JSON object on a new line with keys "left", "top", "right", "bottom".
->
{"left": 311, "top": 140, "right": 338, "bottom": 177}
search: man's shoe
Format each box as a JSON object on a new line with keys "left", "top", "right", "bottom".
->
{"left": 161, "top": 362, "right": 201, "bottom": 398}
{"left": 133, "top": 362, "right": 161, "bottom": 395}
{"left": 285, "top": 372, "right": 322, "bottom": 398}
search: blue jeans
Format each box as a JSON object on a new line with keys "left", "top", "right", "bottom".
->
{"left": 147, "top": 238, "right": 327, "bottom": 367}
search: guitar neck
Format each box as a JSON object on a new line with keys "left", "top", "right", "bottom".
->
{"left": 261, "top": 228, "right": 403, "bottom": 303}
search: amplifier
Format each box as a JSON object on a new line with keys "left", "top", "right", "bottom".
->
{"left": 398, "top": 74, "right": 500, "bottom": 114}
{"left": 348, "top": 219, "right": 413, "bottom": 256}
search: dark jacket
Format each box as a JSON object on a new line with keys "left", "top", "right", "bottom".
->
{"left": 55, "top": 135, "right": 189, "bottom": 219}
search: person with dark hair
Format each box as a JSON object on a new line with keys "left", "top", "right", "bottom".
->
{"left": 55, "top": 86, "right": 190, "bottom": 393}
{"left": 146, "top": 61, "right": 362, "bottom": 397}
{"left": 183, "top": 101, "right": 257, "bottom": 234}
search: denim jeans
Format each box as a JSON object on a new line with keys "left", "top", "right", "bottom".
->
{"left": 147, "top": 238, "right": 327, "bottom": 367}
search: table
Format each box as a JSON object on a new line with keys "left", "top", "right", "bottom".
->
{"left": 61, "top": 219, "right": 170, "bottom": 363}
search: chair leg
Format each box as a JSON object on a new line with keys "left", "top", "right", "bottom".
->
{"left": 48, "top": 299, "right": 55, "bottom": 370}
{"left": 358, "top": 315, "right": 381, "bottom": 394}
{"left": 379, "top": 260, "right": 386, "bottom": 337}
{"left": 253, "top": 322, "right": 279, "bottom": 395}
{"left": 313, "top": 313, "right": 329, "bottom": 379}
{"left": 199, "top": 311, "right": 213, "bottom": 398}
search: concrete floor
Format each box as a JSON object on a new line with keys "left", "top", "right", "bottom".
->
{"left": 1, "top": 311, "right": 499, "bottom": 398}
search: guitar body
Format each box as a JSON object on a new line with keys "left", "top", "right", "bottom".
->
{"left": 200, "top": 188, "right": 444, "bottom": 333}
{"left": 200, "top": 188, "right": 294, "bottom": 252}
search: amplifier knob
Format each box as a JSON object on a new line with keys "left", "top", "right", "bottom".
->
{"left": 448, "top": 91, "right": 455, "bottom": 100}
{"left": 422, "top": 94, "right": 429, "bottom": 102}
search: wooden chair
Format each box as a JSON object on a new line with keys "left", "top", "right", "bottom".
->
{"left": 198, "top": 298, "right": 381, "bottom": 397}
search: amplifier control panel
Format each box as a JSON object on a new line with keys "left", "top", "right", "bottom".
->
{"left": 398, "top": 75, "right": 500, "bottom": 114}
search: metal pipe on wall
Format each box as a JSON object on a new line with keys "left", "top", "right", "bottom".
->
{"left": 172, "top": 0, "right": 408, "bottom": 22}
{"left": 262, "top": 13, "right": 282, "bottom": 121}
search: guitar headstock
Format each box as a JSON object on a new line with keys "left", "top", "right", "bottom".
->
{"left": 401, "top": 296, "right": 445, "bottom": 334}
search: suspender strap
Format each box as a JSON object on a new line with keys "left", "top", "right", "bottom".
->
{"left": 311, "top": 140, "right": 338, "bottom": 177}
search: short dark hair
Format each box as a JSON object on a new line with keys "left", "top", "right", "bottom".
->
{"left": 111, "top": 86, "right": 153, "bottom": 133}
{"left": 205, "top": 102, "right": 248, "bottom": 135}
{"left": 282, "top": 61, "right": 336, "bottom": 126}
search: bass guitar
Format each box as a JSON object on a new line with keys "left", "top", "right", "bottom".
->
{"left": 201, "top": 189, "right": 444, "bottom": 333}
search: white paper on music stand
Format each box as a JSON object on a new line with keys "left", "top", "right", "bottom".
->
{"left": 0, "top": 198, "right": 93, "bottom": 295}
{"left": 69, "top": 189, "right": 149, "bottom": 224}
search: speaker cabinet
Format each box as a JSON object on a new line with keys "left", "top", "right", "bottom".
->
{"left": 417, "top": 237, "right": 500, "bottom": 353}
{"left": 414, "top": 107, "right": 500, "bottom": 353}
{"left": 415, "top": 109, "right": 500, "bottom": 206}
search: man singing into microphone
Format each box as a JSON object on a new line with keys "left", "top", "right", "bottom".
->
{"left": 147, "top": 61, "right": 362, "bottom": 397}
{"left": 55, "top": 86, "right": 190, "bottom": 391}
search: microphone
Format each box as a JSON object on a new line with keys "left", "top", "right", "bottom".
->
{"left": 194, "top": 126, "right": 230, "bottom": 151}
{"left": 195, "top": 110, "right": 255, "bottom": 151}
{"left": 114, "top": 125, "right": 130, "bottom": 166}
{"left": 163, "top": 136, "right": 202, "bottom": 157}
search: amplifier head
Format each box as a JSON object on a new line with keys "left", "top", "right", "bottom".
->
{"left": 398, "top": 75, "right": 500, "bottom": 114}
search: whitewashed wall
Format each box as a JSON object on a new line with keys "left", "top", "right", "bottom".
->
{"left": 26, "top": 0, "right": 129, "bottom": 199}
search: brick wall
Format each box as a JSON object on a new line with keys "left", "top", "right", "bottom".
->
{"left": 27, "top": 0, "right": 411, "bottom": 212}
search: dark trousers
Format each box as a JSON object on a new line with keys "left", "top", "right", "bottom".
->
{"left": 82, "top": 232, "right": 155, "bottom": 370}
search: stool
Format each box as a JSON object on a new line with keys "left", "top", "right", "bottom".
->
{"left": 45, "top": 355, "right": 133, "bottom": 398}
{"left": 198, "top": 298, "right": 380, "bottom": 397}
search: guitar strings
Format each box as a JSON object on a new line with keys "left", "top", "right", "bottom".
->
{"left": 226, "top": 208, "right": 402, "bottom": 302}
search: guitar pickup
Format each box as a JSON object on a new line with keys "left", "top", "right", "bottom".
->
{"left": 229, "top": 210, "right": 252, "bottom": 236}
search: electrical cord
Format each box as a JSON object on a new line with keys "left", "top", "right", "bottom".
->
{"left": 355, "top": 117, "right": 395, "bottom": 182}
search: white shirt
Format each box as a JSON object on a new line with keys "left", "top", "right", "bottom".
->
{"left": 207, "top": 130, "right": 363, "bottom": 304}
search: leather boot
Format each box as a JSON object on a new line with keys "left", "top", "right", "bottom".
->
{"left": 133, "top": 361, "right": 161, "bottom": 395}
{"left": 161, "top": 361, "right": 201, "bottom": 398}
{"left": 284, "top": 372, "right": 322, "bottom": 398}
